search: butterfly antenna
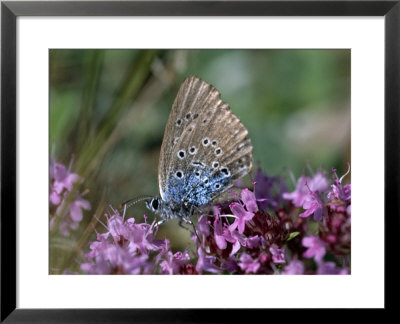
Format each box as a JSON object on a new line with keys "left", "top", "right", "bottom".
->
{"left": 119, "top": 196, "right": 154, "bottom": 211}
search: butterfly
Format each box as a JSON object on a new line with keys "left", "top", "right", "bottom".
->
{"left": 145, "top": 76, "right": 253, "bottom": 224}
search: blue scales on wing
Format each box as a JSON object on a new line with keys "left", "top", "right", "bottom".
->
{"left": 165, "top": 166, "right": 232, "bottom": 207}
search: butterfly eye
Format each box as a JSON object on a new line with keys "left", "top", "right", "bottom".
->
{"left": 151, "top": 198, "right": 159, "bottom": 210}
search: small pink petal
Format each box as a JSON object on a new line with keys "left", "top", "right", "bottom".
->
{"left": 215, "top": 234, "right": 227, "bottom": 250}
{"left": 50, "top": 192, "right": 61, "bottom": 205}
{"left": 241, "top": 188, "right": 258, "bottom": 213}
{"left": 70, "top": 202, "right": 83, "bottom": 222}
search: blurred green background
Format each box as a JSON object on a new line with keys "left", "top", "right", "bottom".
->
{"left": 49, "top": 49, "right": 350, "bottom": 272}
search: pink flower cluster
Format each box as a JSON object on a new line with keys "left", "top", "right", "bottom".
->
{"left": 80, "top": 165, "right": 351, "bottom": 275}
{"left": 50, "top": 157, "right": 91, "bottom": 236}
{"left": 81, "top": 206, "right": 197, "bottom": 274}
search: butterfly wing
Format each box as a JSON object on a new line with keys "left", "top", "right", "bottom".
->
{"left": 158, "top": 76, "right": 225, "bottom": 200}
{"left": 159, "top": 76, "right": 252, "bottom": 207}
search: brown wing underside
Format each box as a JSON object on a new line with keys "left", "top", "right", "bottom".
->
{"left": 158, "top": 76, "right": 252, "bottom": 201}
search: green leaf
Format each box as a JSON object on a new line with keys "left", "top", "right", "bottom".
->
{"left": 287, "top": 232, "right": 300, "bottom": 241}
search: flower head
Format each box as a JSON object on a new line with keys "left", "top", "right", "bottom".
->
{"left": 160, "top": 250, "right": 191, "bottom": 275}
{"left": 81, "top": 206, "right": 171, "bottom": 274}
{"left": 49, "top": 157, "right": 90, "bottom": 236}
{"left": 283, "top": 172, "right": 328, "bottom": 207}
{"left": 50, "top": 158, "right": 79, "bottom": 205}
{"left": 299, "top": 187, "right": 325, "bottom": 221}
{"left": 328, "top": 165, "right": 351, "bottom": 202}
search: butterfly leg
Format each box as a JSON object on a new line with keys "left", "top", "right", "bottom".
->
{"left": 177, "top": 217, "right": 201, "bottom": 244}
{"left": 178, "top": 218, "right": 190, "bottom": 231}
{"left": 190, "top": 206, "right": 203, "bottom": 244}
{"left": 155, "top": 219, "right": 166, "bottom": 227}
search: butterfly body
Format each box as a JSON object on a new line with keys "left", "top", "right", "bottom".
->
{"left": 146, "top": 76, "right": 253, "bottom": 221}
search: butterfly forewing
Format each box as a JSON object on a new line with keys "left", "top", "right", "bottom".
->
{"left": 158, "top": 76, "right": 225, "bottom": 199}
{"left": 158, "top": 76, "right": 253, "bottom": 209}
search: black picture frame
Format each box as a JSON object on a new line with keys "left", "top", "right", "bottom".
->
{"left": 1, "top": 0, "right": 398, "bottom": 322}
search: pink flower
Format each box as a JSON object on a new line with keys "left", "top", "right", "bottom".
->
{"left": 238, "top": 253, "right": 260, "bottom": 274}
{"left": 81, "top": 243, "right": 152, "bottom": 275}
{"left": 49, "top": 158, "right": 79, "bottom": 205}
{"left": 228, "top": 230, "right": 246, "bottom": 256}
{"left": 214, "top": 215, "right": 229, "bottom": 250}
{"left": 269, "top": 246, "right": 286, "bottom": 264}
{"left": 228, "top": 202, "right": 254, "bottom": 234}
{"left": 70, "top": 196, "right": 91, "bottom": 222}
{"left": 282, "top": 259, "right": 305, "bottom": 275}
{"left": 55, "top": 195, "right": 91, "bottom": 237}
{"left": 328, "top": 165, "right": 351, "bottom": 202}
{"left": 195, "top": 247, "right": 220, "bottom": 274}
{"left": 283, "top": 172, "right": 328, "bottom": 207}
{"left": 82, "top": 206, "right": 169, "bottom": 274}
{"left": 50, "top": 157, "right": 90, "bottom": 236}
{"left": 299, "top": 189, "right": 325, "bottom": 221}
{"left": 241, "top": 188, "right": 258, "bottom": 213}
{"left": 160, "top": 251, "right": 191, "bottom": 275}
{"left": 246, "top": 235, "right": 261, "bottom": 249}
{"left": 302, "top": 236, "right": 326, "bottom": 262}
